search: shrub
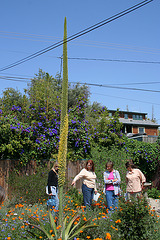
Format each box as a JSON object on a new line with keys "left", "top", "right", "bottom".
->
{"left": 147, "top": 187, "right": 160, "bottom": 199}
{"left": 113, "top": 196, "right": 159, "bottom": 240}
{"left": 91, "top": 145, "right": 128, "bottom": 192}
{"left": 8, "top": 166, "right": 48, "bottom": 204}
{"left": 66, "top": 187, "right": 83, "bottom": 206}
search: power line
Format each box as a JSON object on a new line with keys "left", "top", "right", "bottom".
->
{"left": 0, "top": 76, "right": 30, "bottom": 83}
{"left": 107, "top": 82, "right": 160, "bottom": 86}
{"left": 70, "top": 81, "right": 160, "bottom": 93}
{"left": 1, "top": 39, "right": 160, "bottom": 55}
{"left": 1, "top": 74, "right": 160, "bottom": 91}
{"left": 0, "top": 0, "right": 153, "bottom": 72}
{"left": 1, "top": 32, "right": 160, "bottom": 55}
{"left": 92, "top": 92, "right": 160, "bottom": 106}
{"left": 66, "top": 57, "right": 160, "bottom": 65}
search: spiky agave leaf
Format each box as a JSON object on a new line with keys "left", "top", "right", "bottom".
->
{"left": 67, "top": 215, "right": 98, "bottom": 240}
{"left": 68, "top": 223, "right": 99, "bottom": 240}
{"left": 27, "top": 214, "right": 54, "bottom": 240}
{"left": 62, "top": 213, "right": 81, "bottom": 240}
{"left": 49, "top": 210, "right": 58, "bottom": 239}
{"left": 61, "top": 212, "right": 99, "bottom": 240}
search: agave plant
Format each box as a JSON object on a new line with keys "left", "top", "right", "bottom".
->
{"left": 58, "top": 16, "right": 69, "bottom": 227}
{"left": 26, "top": 210, "right": 98, "bottom": 240}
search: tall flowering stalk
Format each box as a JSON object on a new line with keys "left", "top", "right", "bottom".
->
{"left": 58, "top": 17, "right": 68, "bottom": 226}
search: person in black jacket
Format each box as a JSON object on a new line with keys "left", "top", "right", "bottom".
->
{"left": 47, "top": 162, "right": 59, "bottom": 210}
{"left": 0, "top": 186, "right": 5, "bottom": 205}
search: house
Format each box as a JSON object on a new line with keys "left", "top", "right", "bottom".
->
{"left": 108, "top": 110, "right": 160, "bottom": 143}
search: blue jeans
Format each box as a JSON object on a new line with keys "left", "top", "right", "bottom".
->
{"left": 105, "top": 190, "right": 118, "bottom": 211}
{"left": 51, "top": 191, "right": 59, "bottom": 211}
{"left": 82, "top": 184, "right": 94, "bottom": 208}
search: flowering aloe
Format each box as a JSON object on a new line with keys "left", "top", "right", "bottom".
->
{"left": 58, "top": 17, "right": 69, "bottom": 227}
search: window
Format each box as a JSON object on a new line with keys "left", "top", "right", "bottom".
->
{"left": 124, "top": 113, "right": 128, "bottom": 119}
{"left": 139, "top": 127, "right": 144, "bottom": 134}
{"left": 109, "top": 112, "right": 112, "bottom": 117}
{"left": 133, "top": 114, "right": 143, "bottom": 120}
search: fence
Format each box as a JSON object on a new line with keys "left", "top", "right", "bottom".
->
{"left": 0, "top": 159, "right": 87, "bottom": 198}
{"left": 1, "top": 158, "right": 159, "bottom": 199}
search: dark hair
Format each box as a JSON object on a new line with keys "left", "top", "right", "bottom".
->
{"left": 85, "top": 160, "right": 95, "bottom": 172}
{"left": 106, "top": 161, "right": 114, "bottom": 170}
{"left": 0, "top": 186, "right": 5, "bottom": 205}
{"left": 125, "top": 160, "right": 136, "bottom": 169}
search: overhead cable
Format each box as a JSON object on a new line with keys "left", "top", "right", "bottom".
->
{"left": 0, "top": 0, "right": 153, "bottom": 72}
{"left": 1, "top": 74, "right": 160, "bottom": 91}
{"left": 66, "top": 57, "right": 160, "bottom": 64}
{"left": 92, "top": 92, "right": 160, "bottom": 106}
{"left": 69, "top": 81, "right": 160, "bottom": 93}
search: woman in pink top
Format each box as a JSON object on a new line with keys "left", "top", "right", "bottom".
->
{"left": 125, "top": 161, "right": 146, "bottom": 200}
{"left": 104, "top": 161, "right": 121, "bottom": 211}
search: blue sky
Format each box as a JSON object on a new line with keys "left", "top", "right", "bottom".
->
{"left": 0, "top": 0, "right": 160, "bottom": 123}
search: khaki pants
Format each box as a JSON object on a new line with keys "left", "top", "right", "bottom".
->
{"left": 127, "top": 191, "right": 142, "bottom": 200}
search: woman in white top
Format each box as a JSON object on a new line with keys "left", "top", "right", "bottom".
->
{"left": 71, "top": 160, "right": 97, "bottom": 208}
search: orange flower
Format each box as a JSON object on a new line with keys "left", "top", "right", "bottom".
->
{"left": 93, "top": 238, "right": 103, "bottom": 240}
{"left": 86, "top": 236, "right": 91, "bottom": 239}
{"left": 56, "top": 225, "right": 62, "bottom": 230}
{"left": 106, "top": 232, "right": 111, "bottom": 240}
{"left": 115, "top": 219, "right": 121, "bottom": 223}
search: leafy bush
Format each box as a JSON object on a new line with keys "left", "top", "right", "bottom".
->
{"left": 147, "top": 187, "right": 160, "bottom": 199}
{"left": 66, "top": 187, "right": 83, "bottom": 206}
{"left": 8, "top": 166, "right": 48, "bottom": 204}
{"left": 113, "top": 196, "right": 159, "bottom": 240}
{"left": 91, "top": 145, "right": 128, "bottom": 192}
{"left": 123, "top": 137, "right": 160, "bottom": 181}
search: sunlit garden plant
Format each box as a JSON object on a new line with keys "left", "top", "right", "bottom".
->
{"left": 0, "top": 191, "right": 160, "bottom": 240}
{"left": 27, "top": 210, "right": 98, "bottom": 240}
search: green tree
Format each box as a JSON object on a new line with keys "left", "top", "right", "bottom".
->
{"left": 68, "top": 83, "right": 90, "bottom": 108}
{"left": 26, "top": 69, "right": 61, "bottom": 120}
{"left": 0, "top": 88, "right": 25, "bottom": 115}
